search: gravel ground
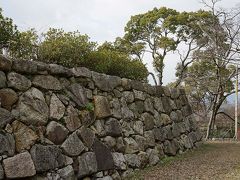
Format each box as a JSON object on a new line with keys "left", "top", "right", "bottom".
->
{"left": 129, "top": 142, "right": 240, "bottom": 180}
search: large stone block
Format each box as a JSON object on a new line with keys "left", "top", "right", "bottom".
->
{"left": 94, "top": 96, "right": 111, "bottom": 119}
{"left": 30, "top": 144, "right": 65, "bottom": 172}
{"left": 0, "top": 132, "right": 15, "bottom": 156}
{"left": 66, "top": 83, "right": 88, "bottom": 107}
{"left": 0, "top": 71, "right": 6, "bottom": 88}
{"left": 124, "top": 137, "right": 139, "bottom": 154}
{"left": 162, "top": 97, "right": 172, "bottom": 114}
{"left": 3, "top": 151, "right": 36, "bottom": 179}
{"left": 105, "top": 118, "right": 122, "bottom": 137}
{"left": 144, "top": 98, "right": 154, "bottom": 114}
{"left": 92, "top": 139, "right": 114, "bottom": 171}
{"left": 153, "top": 97, "right": 165, "bottom": 113}
{"left": 0, "top": 108, "right": 13, "bottom": 129}
{"left": 164, "top": 139, "right": 179, "bottom": 156}
{"left": 7, "top": 72, "right": 32, "bottom": 91}
{"left": 133, "top": 90, "right": 145, "bottom": 101}
{"left": 49, "top": 93, "right": 65, "bottom": 120}
{"left": 153, "top": 128, "right": 166, "bottom": 142}
{"left": 124, "top": 154, "right": 141, "bottom": 168}
{"left": 141, "top": 113, "right": 155, "bottom": 131}
{"left": 12, "top": 120, "right": 38, "bottom": 152}
{"left": 61, "top": 132, "right": 85, "bottom": 156}
{"left": 46, "top": 121, "right": 69, "bottom": 145}
{"left": 12, "top": 60, "right": 37, "bottom": 74}
{"left": 65, "top": 105, "right": 81, "bottom": 132}
{"left": 0, "top": 88, "right": 18, "bottom": 110}
{"left": 77, "top": 126, "right": 95, "bottom": 148}
{"left": 112, "top": 152, "right": 126, "bottom": 170}
{"left": 78, "top": 152, "right": 97, "bottom": 178}
{"left": 122, "top": 91, "right": 134, "bottom": 103}
{"left": 18, "top": 87, "right": 49, "bottom": 125}
{"left": 33, "top": 75, "right": 62, "bottom": 90}
{"left": 58, "top": 165, "right": 75, "bottom": 180}
{"left": 71, "top": 67, "right": 91, "bottom": 78}
{"left": 0, "top": 55, "right": 12, "bottom": 71}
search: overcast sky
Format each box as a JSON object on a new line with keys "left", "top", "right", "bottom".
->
{"left": 1, "top": 0, "right": 239, "bottom": 85}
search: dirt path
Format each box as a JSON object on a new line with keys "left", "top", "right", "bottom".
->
{"left": 129, "top": 142, "right": 240, "bottom": 180}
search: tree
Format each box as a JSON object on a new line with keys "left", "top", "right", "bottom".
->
{"left": 9, "top": 29, "right": 39, "bottom": 60}
{"left": 0, "top": 8, "right": 19, "bottom": 51}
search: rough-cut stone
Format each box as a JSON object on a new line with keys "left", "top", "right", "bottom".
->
{"left": 182, "top": 135, "right": 193, "bottom": 149}
{"left": 144, "top": 98, "right": 154, "bottom": 114}
{"left": 58, "top": 165, "right": 75, "bottom": 180}
{"left": 162, "top": 97, "right": 172, "bottom": 114}
{"left": 33, "top": 75, "right": 62, "bottom": 90}
{"left": 147, "top": 148, "right": 160, "bottom": 166}
{"left": 170, "top": 88, "right": 180, "bottom": 99}
{"left": 111, "top": 98, "right": 122, "bottom": 119}
{"left": 161, "top": 113, "right": 172, "bottom": 125}
{"left": 30, "top": 144, "right": 65, "bottom": 172}
{"left": 124, "top": 137, "right": 139, "bottom": 154}
{"left": 141, "top": 113, "right": 155, "bottom": 131}
{"left": 122, "top": 91, "right": 134, "bottom": 103}
{"left": 133, "top": 121, "right": 144, "bottom": 135}
{"left": 112, "top": 152, "right": 126, "bottom": 170}
{"left": 134, "top": 135, "right": 146, "bottom": 151}
{"left": 7, "top": 72, "right": 31, "bottom": 91}
{"left": 170, "top": 99, "right": 177, "bottom": 110}
{"left": 78, "top": 126, "right": 95, "bottom": 148}
{"left": 0, "top": 108, "right": 13, "bottom": 129}
{"left": 0, "top": 55, "right": 12, "bottom": 71}
{"left": 92, "top": 72, "right": 121, "bottom": 92}
{"left": 78, "top": 152, "right": 97, "bottom": 178}
{"left": 144, "top": 131, "right": 155, "bottom": 147}
{"left": 153, "top": 111, "right": 162, "bottom": 127}
{"left": 103, "top": 136, "right": 116, "bottom": 148}
{"left": 49, "top": 93, "right": 65, "bottom": 120}
{"left": 0, "top": 132, "right": 15, "bottom": 156}
{"left": 105, "top": 118, "right": 122, "bottom": 137}
{"left": 66, "top": 83, "right": 88, "bottom": 107}
{"left": 182, "top": 104, "right": 193, "bottom": 117}
{"left": 94, "top": 96, "right": 111, "bottom": 119}
{"left": 93, "top": 120, "right": 106, "bottom": 137}
{"left": 122, "top": 122, "right": 134, "bottom": 137}
{"left": 172, "top": 123, "right": 182, "bottom": 138}
{"left": 47, "top": 64, "right": 72, "bottom": 76}
{"left": 0, "top": 71, "right": 6, "bottom": 88}
{"left": 164, "top": 140, "right": 179, "bottom": 156}
{"left": 0, "top": 88, "right": 18, "bottom": 110}
{"left": 163, "top": 87, "right": 171, "bottom": 97}
{"left": 0, "top": 164, "right": 3, "bottom": 180}
{"left": 3, "top": 151, "right": 36, "bottom": 178}
{"left": 133, "top": 90, "right": 145, "bottom": 101}
{"left": 116, "top": 137, "right": 125, "bottom": 152}
{"left": 124, "top": 154, "right": 141, "bottom": 168}
{"left": 61, "top": 132, "right": 85, "bottom": 156}
{"left": 46, "top": 121, "right": 69, "bottom": 145}
{"left": 138, "top": 151, "right": 149, "bottom": 168}
{"left": 65, "top": 105, "right": 81, "bottom": 132}
{"left": 80, "top": 110, "right": 95, "bottom": 127}
{"left": 121, "top": 100, "right": 134, "bottom": 120}
{"left": 71, "top": 67, "right": 91, "bottom": 78}
{"left": 12, "top": 60, "right": 37, "bottom": 74}
{"left": 131, "top": 80, "right": 144, "bottom": 91}
{"left": 12, "top": 120, "right": 38, "bottom": 152}
{"left": 92, "top": 139, "right": 114, "bottom": 171}
{"left": 153, "top": 97, "right": 165, "bottom": 112}
{"left": 18, "top": 87, "right": 49, "bottom": 125}
{"left": 121, "top": 78, "right": 132, "bottom": 90}
{"left": 153, "top": 128, "right": 166, "bottom": 142}
{"left": 170, "top": 111, "right": 179, "bottom": 122}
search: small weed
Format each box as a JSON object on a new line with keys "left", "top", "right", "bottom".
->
{"left": 85, "top": 102, "right": 94, "bottom": 112}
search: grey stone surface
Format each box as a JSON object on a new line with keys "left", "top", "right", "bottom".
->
{"left": 78, "top": 152, "right": 97, "bottom": 178}
{"left": 92, "top": 139, "right": 114, "bottom": 171}
{"left": 61, "top": 132, "right": 85, "bottom": 156}
{"left": 105, "top": 118, "right": 122, "bottom": 137}
{"left": 133, "top": 90, "right": 145, "bottom": 101}
{"left": 146, "top": 148, "right": 160, "bottom": 166}
{"left": 65, "top": 105, "right": 81, "bottom": 132}
{"left": 58, "top": 165, "right": 75, "bottom": 180}
{"left": 46, "top": 121, "right": 69, "bottom": 145}
{"left": 18, "top": 87, "right": 49, "bottom": 125}
{"left": 3, "top": 151, "right": 36, "bottom": 179}
{"left": 138, "top": 151, "right": 149, "bottom": 168}
{"left": 78, "top": 126, "right": 95, "bottom": 148}
{"left": 71, "top": 67, "right": 91, "bottom": 78}
{"left": 0, "top": 108, "right": 13, "bottom": 129}
{"left": 162, "top": 97, "right": 172, "bottom": 114}
{"left": 124, "top": 137, "right": 139, "bottom": 154}
{"left": 49, "top": 93, "right": 65, "bottom": 120}
{"left": 103, "top": 136, "right": 116, "bottom": 148}
{"left": 0, "top": 132, "right": 15, "bottom": 156}
{"left": 153, "top": 128, "right": 166, "bottom": 142}
{"left": 94, "top": 96, "right": 111, "bottom": 119}
{"left": 30, "top": 144, "right": 65, "bottom": 172}
{"left": 111, "top": 98, "right": 122, "bottom": 119}
{"left": 164, "top": 139, "right": 179, "bottom": 156}
{"left": 0, "top": 88, "right": 18, "bottom": 110}
{"left": 80, "top": 110, "right": 95, "bottom": 127}
{"left": 112, "top": 152, "right": 127, "bottom": 170}
{"left": 0, "top": 71, "right": 6, "bottom": 88}
{"left": 33, "top": 75, "right": 62, "bottom": 90}
{"left": 144, "top": 98, "right": 154, "bottom": 114}
{"left": 7, "top": 72, "right": 31, "bottom": 91}
{"left": 122, "top": 91, "right": 134, "bottom": 103}
{"left": 153, "top": 97, "right": 165, "bottom": 112}
{"left": 133, "top": 121, "right": 144, "bottom": 135}
{"left": 121, "top": 100, "right": 134, "bottom": 120}
{"left": 0, "top": 55, "right": 12, "bottom": 71}
{"left": 144, "top": 131, "right": 155, "bottom": 147}
{"left": 66, "top": 83, "right": 88, "bottom": 107}
{"left": 134, "top": 135, "right": 146, "bottom": 151}
{"left": 12, "top": 120, "right": 38, "bottom": 152}
{"left": 161, "top": 113, "right": 172, "bottom": 125}
{"left": 141, "top": 113, "right": 155, "bottom": 131}
{"left": 0, "top": 164, "right": 3, "bottom": 180}
{"left": 124, "top": 154, "right": 141, "bottom": 168}
{"left": 12, "top": 60, "right": 37, "bottom": 74}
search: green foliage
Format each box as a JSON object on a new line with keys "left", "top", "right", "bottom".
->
{"left": 9, "top": 29, "right": 38, "bottom": 60}
{"left": 0, "top": 8, "right": 19, "bottom": 49}
{"left": 85, "top": 102, "right": 94, "bottom": 112}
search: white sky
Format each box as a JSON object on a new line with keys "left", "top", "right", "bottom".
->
{"left": 1, "top": 0, "right": 239, "bottom": 85}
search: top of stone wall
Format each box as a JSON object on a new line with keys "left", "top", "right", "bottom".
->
{"left": 0, "top": 55, "right": 186, "bottom": 97}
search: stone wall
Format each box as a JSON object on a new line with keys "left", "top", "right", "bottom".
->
{"left": 0, "top": 55, "right": 202, "bottom": 180}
